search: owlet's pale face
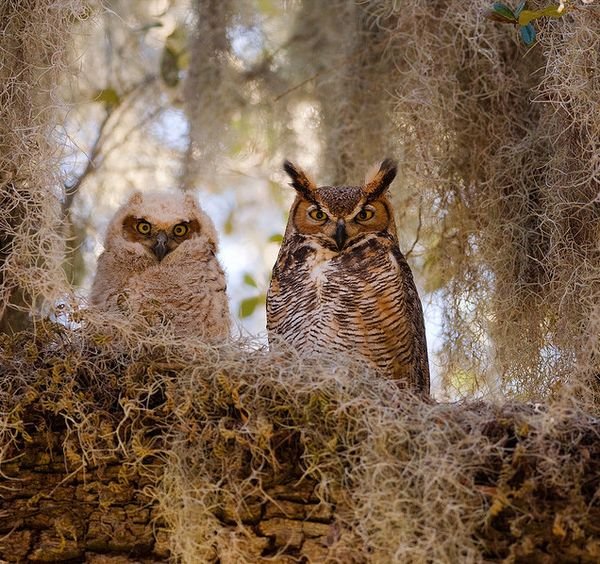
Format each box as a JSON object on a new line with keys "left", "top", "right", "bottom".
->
{"left": 267, "top": 160, "right": 430, "bottom": 395}
{"left": 121, "top": 213, "right": 201, "bottom": 262}
{"left": 90, "top": 191, "right": 230, "bottom": 340}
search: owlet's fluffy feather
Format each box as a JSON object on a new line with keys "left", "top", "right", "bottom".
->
{"left": 267, "top": 160, "right": 429, "bottom": 394}
{"left": 90, "top": 191, "right": 230, "bottom": 340}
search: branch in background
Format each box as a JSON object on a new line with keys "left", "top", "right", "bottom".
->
{"left": 273, "top": 71, "right": 320, "bottom": 103}
{"left": 62, "top": 76, "right": 158, "bottom": 215}
{"left": 100, "top": 105, "right": 165, "bottom": 164}
{"left": 404, "top": 201, "right": 423, "bottom": 259}
{"left": 62, "top": 108, "right": 112, "bottom": 213}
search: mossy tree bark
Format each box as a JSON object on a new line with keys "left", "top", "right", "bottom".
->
{"left": 0, "top": 1, "right": 79, "bottom": 335}
{"left": 1, "top": 398, "right": 598, "bottom": 562}
{"left": 0, "top": 423, "right": 339, "bottom": 562}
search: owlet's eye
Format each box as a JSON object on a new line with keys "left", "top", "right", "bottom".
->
{"left": 308, "top": 208, "right": 327, "bottom": 222}
{"left": 356, "top": 207, "right": 375, "bottom": 221}
{"left": 173, "top": 223, "right": 189, "bottom": 237}
{"left": 136, "top": 220, "right": 151, "bottom": 235}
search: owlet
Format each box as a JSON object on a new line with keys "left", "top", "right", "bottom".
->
{"left": 90, "top": 191, "right": 230, "bottom": 340}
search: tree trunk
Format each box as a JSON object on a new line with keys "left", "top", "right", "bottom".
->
{"left": 2, "top": 400, "right": 598, "bottom": 562}
{"left": 0, "top": 426, "right": 341, "bottom": 563}
{"left": 0, "top": 425, "right": 169, "bottom": 562}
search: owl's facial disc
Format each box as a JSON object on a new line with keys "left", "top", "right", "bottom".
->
{"left": 122, "top": 216, "right": 200, "bottom": 260}
{"left": 332, "top": 205, "right": 376, "bottom": 250}
{"left": 293, "top": 197, "right": 393, "bottom": 254}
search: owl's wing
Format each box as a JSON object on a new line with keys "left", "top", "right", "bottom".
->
{"left": 391, "top": 247, "right": 430, "bottom": 395}
{"left": 266, "top": 243, "right": 287, "bottom": 338}
{"left": 266, "top": 237, "right": 312, "bottom": 341}
{"left": 89, "top": 241, "right": 157, "bottom": 309}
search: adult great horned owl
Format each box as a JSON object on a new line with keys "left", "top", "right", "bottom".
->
{"left": 267, "top": 160, "right": 429, "bottom": 394}
{"left": 90, "top": 191, "right": 230, "bottom": 340}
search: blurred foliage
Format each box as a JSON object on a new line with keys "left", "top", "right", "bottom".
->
{"left": 161, "top": 25, "right": 189, "bottom": 87}
{"left": 239, "top": 272, "right": 266, "bottom": 319}
{"left": 239, "top": 294, "right": 266, "bottom": 318}
{"left": 243, "top": 273, "right": 258, "bottom": 288}
{"left": 92, "top": 87, "right": 121, "bottom": 110}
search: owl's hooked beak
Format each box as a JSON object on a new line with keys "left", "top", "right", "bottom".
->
{"left": 335, "top": 220, "right": 347, "bottom": 251}
{"left": 152, "top": 231, "right": 169, "bottom": 261}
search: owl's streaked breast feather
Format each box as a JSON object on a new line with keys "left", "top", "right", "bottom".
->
{"left": 268, "top": 236, "right": 428, "bottom": 392}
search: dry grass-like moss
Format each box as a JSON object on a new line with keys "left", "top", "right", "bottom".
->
{"left": 177, "top": 0, "right": 600, "bottom": 400}
{"left": 183, "top": 0, "right": 293, "bottom": 186}
{"left": 0, "top": 0, "right": 88, "bottom": 330}
{"left": 1, "top": 319, "right": 598, "bottom": 562}
{"left": 288, "top": 0, "right": 398, "bottom": 183}
{"left": 387, "top": 0, "right": 599, "bottom": 399}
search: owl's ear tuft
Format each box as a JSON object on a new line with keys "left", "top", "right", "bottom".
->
{"left": 283, "top": 160, "right": 317, "bottom": 202}
{"left": 127, "top": 191, "right": 143, "bottom": 206}
{"left": 183, "top": 193, "right": 200, "bottom": 214}
{"left": 364, "top": 159, "right": 397, "bottom": 200}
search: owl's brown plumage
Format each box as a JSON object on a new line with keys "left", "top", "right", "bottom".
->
{"left": 90, "top": 191, "right": 230, "bottom": 340}
{"left": 267, "top": 160, "right": 429, "bottom": 394}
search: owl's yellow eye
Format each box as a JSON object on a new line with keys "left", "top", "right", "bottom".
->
{"left": 356, "top": 207, "right": 375, "bottom": 222}
{"left": 308, "top": 208, "right": 327, "bottom": 222}
{"left": 136, "top": 220, "right": 151, "bottom": 235}
{"left": 173, "top": 223, "right": 189, "bottom": 237}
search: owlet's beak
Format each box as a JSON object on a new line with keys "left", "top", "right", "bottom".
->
{"left": 335, "top": 220, "right": 347, "bottom": 251}
{"left": 152, "top": 231, "right": 169, "bottom": 261}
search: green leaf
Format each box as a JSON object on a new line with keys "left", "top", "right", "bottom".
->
{"left": 160, "top": 47, "right": 180, "bottom": 87}
{"left": 165, "top": 26, "right": 187, "bottom": 54}
{"left": 223, "top": 210, "right": 235, "bottom": 235}
{"left": 486, "top": 3, "right": 516, "bottom": 24}
{"left": 257, "top": 0, "right": 278, "bottom": 16}
{"left": 177, "top": 50, "right": 190, "bottom": 71}
{"left": 239, "top": 295, "right": 266, "bottom": 318}
{"left": 518, "top": 6, "right": 566, "bottom": 25}
{"left": 243, "top": 273, "right": 258, "bottom": 288}
{"left": 160, "top": 26, "right": 189, "bottom": 87}
{"left": 519, "top": 23, "right": 536, "bottom": 45}
{"left": 268, "top": 233, "right": 283, "bottom": 244}
{"left": 93, "top": 88, "right": 120, "bottom": 109}
{"left": 518, "top": 9, "right": 539, "bottom": 25}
